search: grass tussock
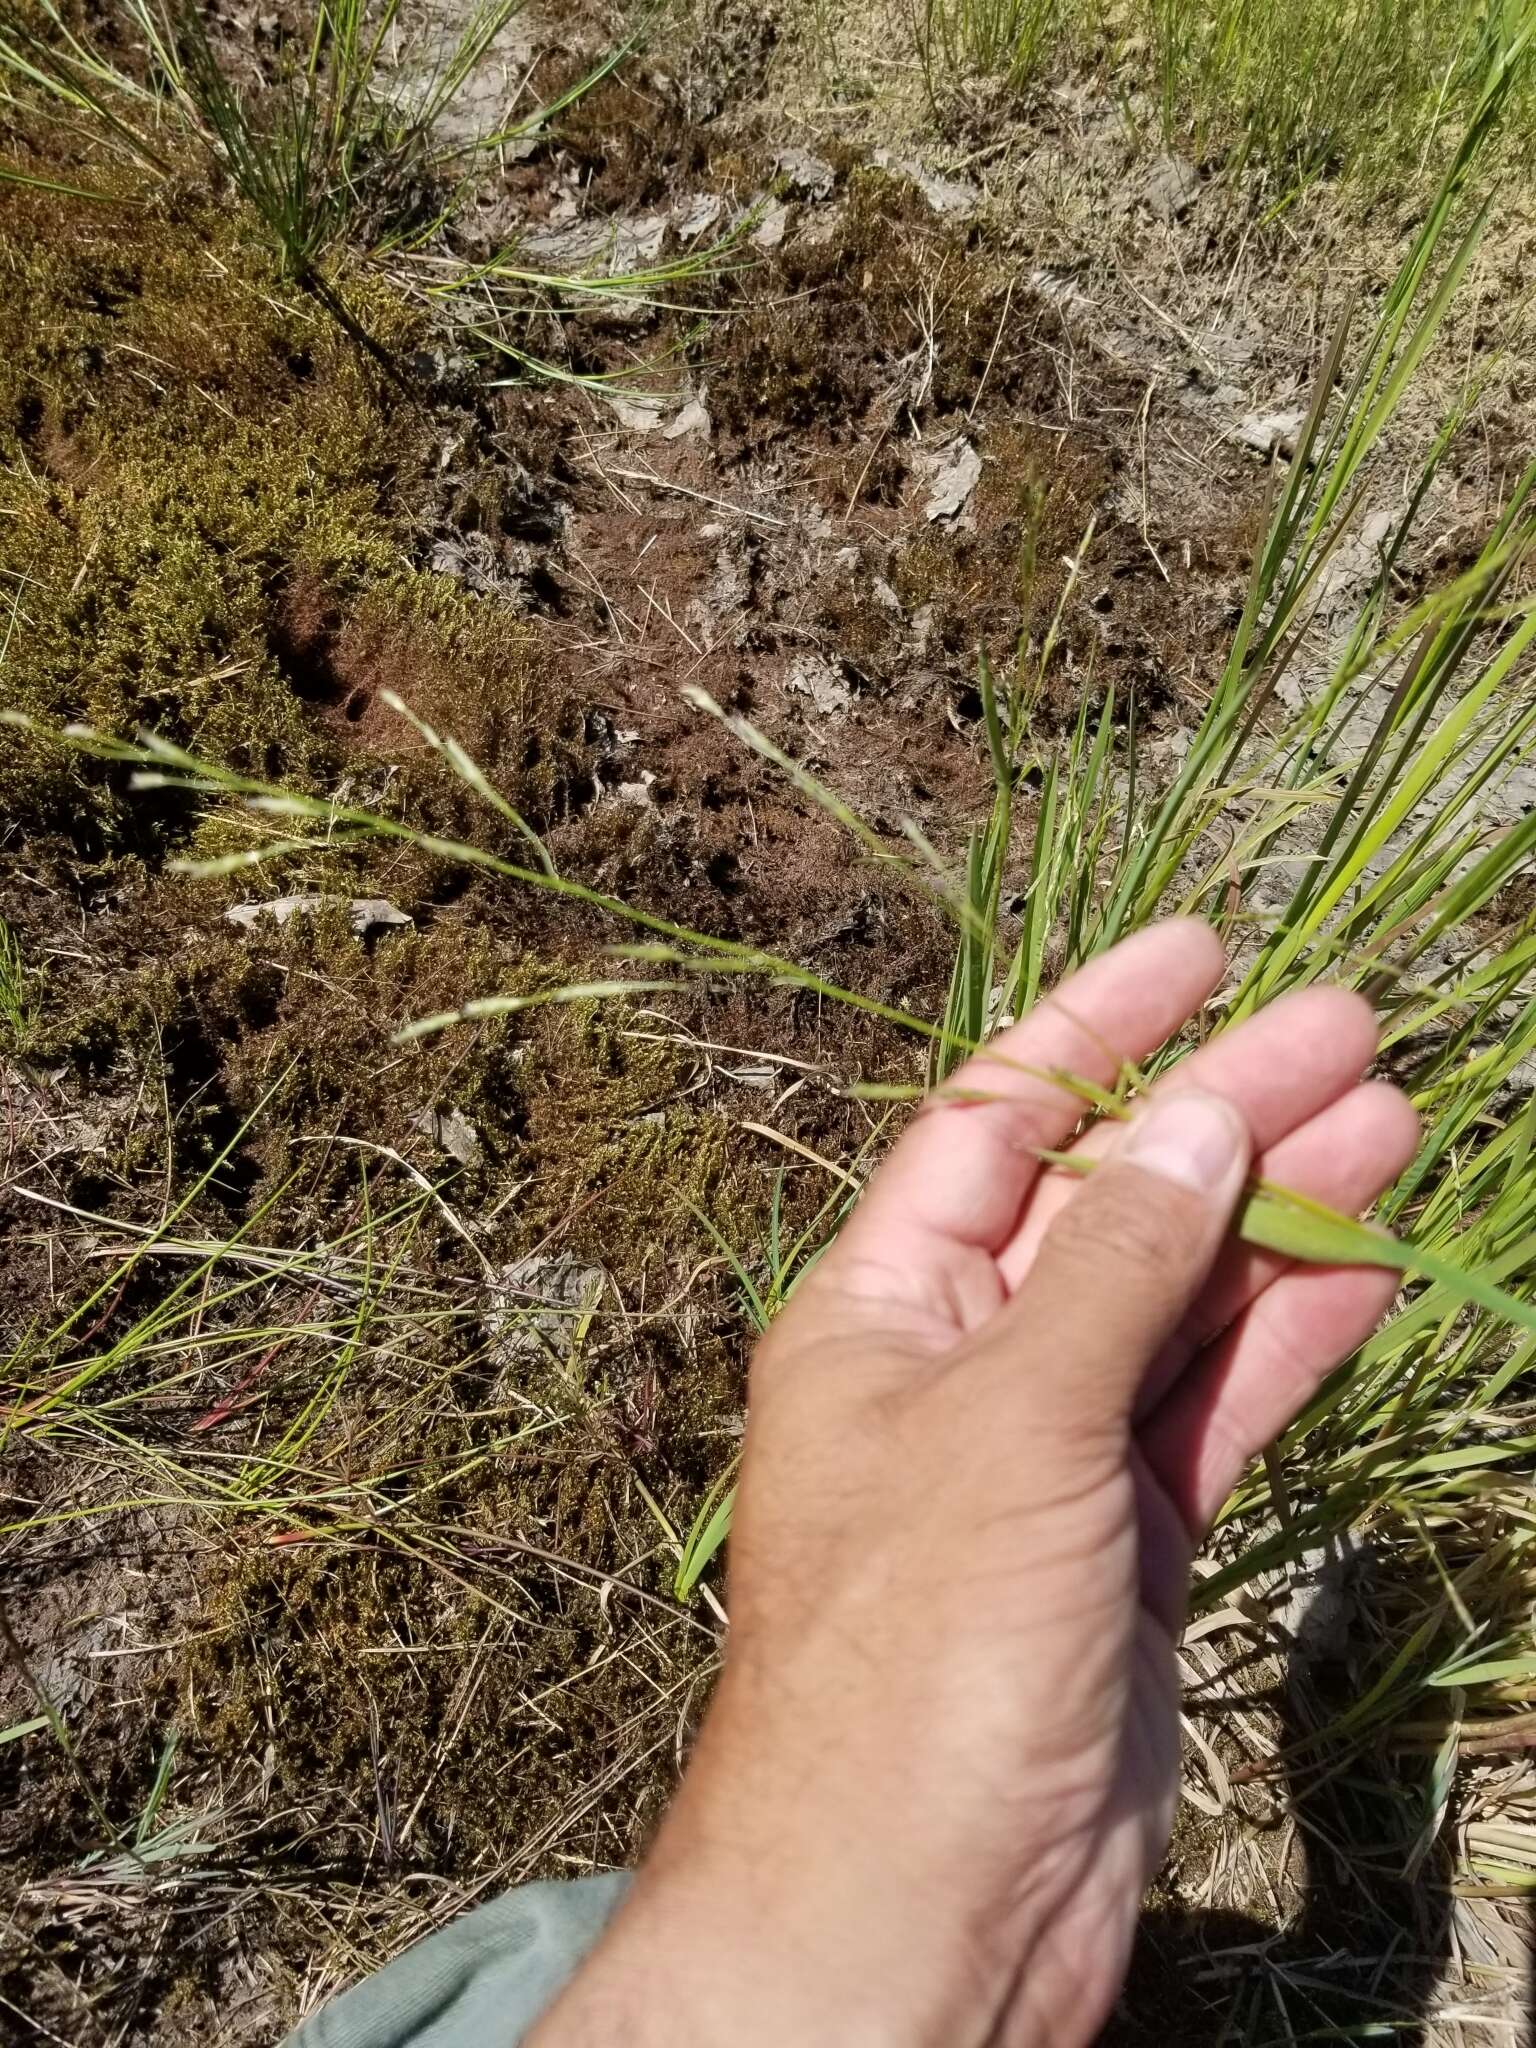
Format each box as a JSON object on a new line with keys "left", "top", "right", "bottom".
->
{"left": 0, "top": 0, "right": 738, "bottom": 390}
{"left": 911, "top": 0, "right": 1060, "bottom": 92}
{"left": 907, "top": 0, "right": 1536, "bottom": 201}
{"left": 0, "top": 0, "right": 533, "bottom": 269}
{"left": 1144, "top": 0, "right": 1536, "bottom": 195}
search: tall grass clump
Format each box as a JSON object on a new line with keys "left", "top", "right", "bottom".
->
{"left": 0, "top": 0, "right": 515, "bottom": 377}
{"left": 16, "top": 51, "right": 1536, "bottom": 1748}
{"left": 1145, "top": 0, "right": 1536, "bottom": 197}
{"left": 902, "top": 0, "right": 1533, "bottom": 200}
{"left": 911, "top": 0, "right": 1060, "bottom": 95}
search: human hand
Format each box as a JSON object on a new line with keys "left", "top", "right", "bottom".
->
{"left": 531, "top": 921, "right": 1419, "bottom": 2048}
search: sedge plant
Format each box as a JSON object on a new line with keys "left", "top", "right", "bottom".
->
{"left": 0, "top": 0, "right": 531, "bottom": 266}
{"left": 0, "top": 913, "right": 38, "bottom": 1046}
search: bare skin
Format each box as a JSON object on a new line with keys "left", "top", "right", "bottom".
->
{"left": 529, "top": 921, "right": 1419, "bottom": 2048}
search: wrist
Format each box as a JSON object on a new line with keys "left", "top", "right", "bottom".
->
{"left": 529, "top": 1684, "right": 1040, "bottom": 2048}
{"left": 528, "top": 1862, "right": 1005, "bottom": 2048}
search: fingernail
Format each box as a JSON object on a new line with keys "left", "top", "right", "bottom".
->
{"left": 1123, "top": 1091, "right": 1246, "bottom": 1195}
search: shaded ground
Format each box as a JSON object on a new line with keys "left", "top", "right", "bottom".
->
{"left": 2, "top": 2, "right": 1534, "bottom": 2042}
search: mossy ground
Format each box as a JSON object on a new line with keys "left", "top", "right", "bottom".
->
{"left": 0, "top": 109, "right": 780, "bottom": 2048}
{"left": 0, "top": 84, "right": 981, "bottom": 2048}
{"left": 2, "top": 184, "right": 380, "bottom": 828}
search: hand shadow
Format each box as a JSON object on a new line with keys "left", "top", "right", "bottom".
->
{"left": 1100, "top": 1569, "right": 1536, "bottom": 2046}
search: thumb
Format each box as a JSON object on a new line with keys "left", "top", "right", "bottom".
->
{"left": 994, "top": 1090, "right": 1251, "bottom": 1436}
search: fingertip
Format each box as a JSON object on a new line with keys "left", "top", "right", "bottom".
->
{"left": 1263, "top": 981, "right": 1382, "bottom": 1068}
{"left": 1118, "top": 917, "right": 1227, "bottom": 992}
{"left": 1121, "top": 1086, "right": 1251, "bottom": 1198}
{"left": 1144, "top": 1258, "right": 1405, "bottom": 1536}
{"left": 1319, "top": 979, "right": 1387, "bottom": 1044}
{"left": 1355, "top": 1077, "right": 1422, "bottom": 1170}
{"left": 1153, "top": 915, "right": 1228, "bottom": 974}
{"left": 1302, "top": 980, "right": 1383, "bottom": 1043}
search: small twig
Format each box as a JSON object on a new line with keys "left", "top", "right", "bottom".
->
{"left": 967, "top": 273, "right": 1016, "bottom": 423}
{"left": 601, "top": 466, "right": 790, "bottom": 529}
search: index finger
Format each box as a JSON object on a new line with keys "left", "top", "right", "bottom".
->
{"left": 835, "top": 919, "right": 1227, "bottom": 1266}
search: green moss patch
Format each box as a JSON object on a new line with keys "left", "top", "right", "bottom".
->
{"left": 0, "top": 171, "right": 585, "bottom": 868}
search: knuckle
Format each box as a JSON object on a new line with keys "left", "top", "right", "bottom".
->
{"left": 1048, "top": 1169, "right": 1208, "bottom": 1280}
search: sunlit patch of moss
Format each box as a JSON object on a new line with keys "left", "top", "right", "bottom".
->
{"left": 297, "top": 574, "right": 593, "bottom": 845}
{"left": 0, "top": 175, "right": 432, "bottom": 849}
{"left": 511, "top": 995, "right": 742, "bottom": 1272}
